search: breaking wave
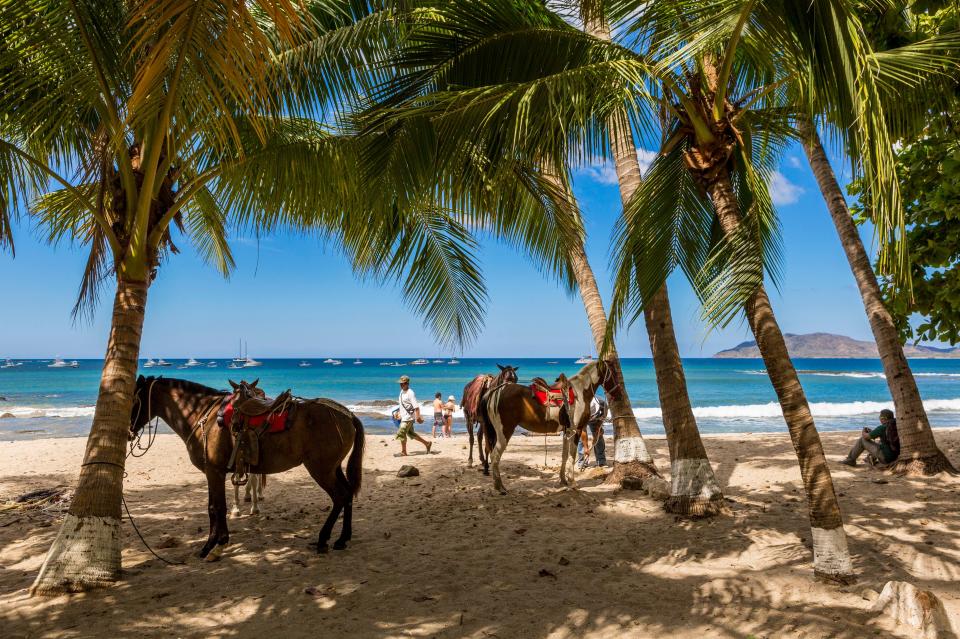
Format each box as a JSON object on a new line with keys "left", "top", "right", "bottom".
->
{"left": 633, "top": 397, "right": 960, "bottom": 420}
{"left": 0, "top": 405, "right": 96, "bottom": 418}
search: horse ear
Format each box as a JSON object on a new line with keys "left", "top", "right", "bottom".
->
{"left": 229, "top": 380, "right": 239, "bottom": 390}
{"left": 251, "top": 378, "right": 259, "bottom": 388}
{"left": 514, "top": 367, "right": 519, "bottom": 374}
{"left": 497, "top": 364, "right": 504, "bottom": 371}
{"left": 137, "top": 374, "right": 144, "bottom": 383}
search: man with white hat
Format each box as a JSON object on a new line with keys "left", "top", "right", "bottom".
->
{"left": 396, "top": 375, "right": 431, "bottom": 455}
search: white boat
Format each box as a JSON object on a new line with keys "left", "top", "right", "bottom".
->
{"left": 299, "top": 360, "right": 312, "bottom": 367}
{"left": 574, "top": 355, "right": 596, "bottom": 364}
{"left": 232, "top": 339, "right": 248, "bottom": 363}
{"left": 323, "top": 358, "right": 337, "bottom": 364}
{"left": 48, "top": 358, "right": 79, "bottom": 368}
{"left": 330, "top": 359, "right": 343, "bottom": 366}
{"left": 207, "top": 361, "right": 218, "bottom": 367}
{"left": 143, "top": 358, "right": 157, "bottom": 368}
{"left": 156, "top": 359, "right": 172, "bottom": 367}
{"left": 379, "top": 361, "right": 394, "bottom": 366}
{"left": 353, "top": 359, "right": 363, "bottom": 365}
{"left": 447, "top": 358, "right": 460, "bottom": 365}
{"left": 242, "top": 356, "right": 262, "bottom": 368}
{"left": 432, "top": 359, "right": 444, "bottom": 363}
{"left": 183, "top": 358, "right": 202, "bottom": 367}
{"left": 228, "top": 362, "right": 243, "bottom": 369}
{"left": 1, "top": 359, "right": 21, "bottom": 369}
{"left": 410, "top": 358, "right": 429, "bottom": 365}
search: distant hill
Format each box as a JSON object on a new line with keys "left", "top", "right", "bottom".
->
{"left": 714, "top": 332, "right": 960, "bottom": 359}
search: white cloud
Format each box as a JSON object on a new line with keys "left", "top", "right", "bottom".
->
{"left": 768, "top": 171, "right": 804, "bottom": 206}
{"left": 578, "top": 149, "right": 657, "bottom": 186}
{"left": 787, "top": 156, "right": 802, "bottom": 168}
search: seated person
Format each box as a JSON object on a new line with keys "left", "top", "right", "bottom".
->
{"left": 841, "top": 408, "right": 900, "bottom": 467}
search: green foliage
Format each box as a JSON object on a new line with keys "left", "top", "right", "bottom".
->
{"left": 850, "top": 0, "right": 960, "bottom": 344}
{"left": 0, "top": 0, "right": 580, "bottom": 348}
{"left": 852, "top": 111, "right": 960, "bottom": 344}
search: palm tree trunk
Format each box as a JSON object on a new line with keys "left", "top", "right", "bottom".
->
{"left": 605, "top": 116, "right": 725, "bottom": 514}
{"left": 566, "top": 225, "right": 660, "bottom": 481}
{"left": 31, "top": 277, "right": 148, "bottom": 594}
{"left": 706, "top": 170, "right": 853, "bottom": 580}
{"left": 799, "top": 119, "right": 955, "bottom": 476}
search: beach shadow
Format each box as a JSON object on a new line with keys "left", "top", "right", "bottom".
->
{"left": 2, "top": 430, "right": 959, "bottom": 639}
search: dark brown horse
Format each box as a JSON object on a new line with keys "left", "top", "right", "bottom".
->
{"left": 479, "top": 361, "right": 608, "bottom": 493}
{"left": 130, "top": 375, "right": 364, "bottom": 560}
{"left": 460, "top": 364, "right": 518, "bottom": 469}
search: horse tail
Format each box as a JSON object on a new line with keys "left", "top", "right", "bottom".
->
{"left": 478, "top": 389, "right": 497, "bottom": 449}
{"left": 347, "top": 415, "right": 365, "bottom": 496}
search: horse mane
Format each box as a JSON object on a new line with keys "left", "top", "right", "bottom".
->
{"left": 568, "top": 361, "right": 599, "bottom": 387}
{"left": 144, "top": 376, "right": 228, "bottom": 397}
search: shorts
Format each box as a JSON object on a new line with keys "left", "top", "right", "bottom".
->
{"left": 434, "top": 414, "right": 444, "bottom": 428}
{"left": 396, "top": 420, "right": 416, "bottom": 441}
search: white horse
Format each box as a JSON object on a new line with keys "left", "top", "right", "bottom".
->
{"left": 231, "top": 473, "right": 266, "bottom": 516}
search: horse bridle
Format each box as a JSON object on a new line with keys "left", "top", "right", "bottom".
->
{"left": 129, "top": 377, "right": 161, "bottom": 457}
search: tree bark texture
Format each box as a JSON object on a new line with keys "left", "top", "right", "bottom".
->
{"left": 607, "top": 113, "right": 724, "bottom": 513}
{"left": 32, "top": 278, "right": 148, "bottom": 594}
{"left": 799, "top": 119, "right": 955, "bottom": 476}
{"left": 706, "top": 171, "right": 853, "bottom": 579}
{"left": 566, "top": 221, "right": 660, "bottom": 481}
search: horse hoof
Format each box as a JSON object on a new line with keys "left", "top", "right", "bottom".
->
{"left": 316, "top": 543, "right": 329, "bottom": 554}
{"left": 498, "top": 489, "right": 507, "bottom": 496}
{"left": 332, "top": 541, "right": 347, "bottom": 551}
{"left": 204, "top": 545, "right": 224, "bottom": 562}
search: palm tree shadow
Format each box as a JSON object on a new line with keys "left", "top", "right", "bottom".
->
{"left": 1, "top": 429, "right": 958, "bottom": 638}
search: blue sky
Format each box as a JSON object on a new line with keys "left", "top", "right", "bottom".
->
{"left": 0, "top": 140, "right": 889, "bottom": 359}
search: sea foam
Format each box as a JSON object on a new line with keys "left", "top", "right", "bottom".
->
{"left": 634, "top": 398, "right": 960, "bottom": 420}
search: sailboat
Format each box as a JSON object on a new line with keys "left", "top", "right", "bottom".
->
{"left": 232, "top": 339, "right": 247, "bottom": 363}
{"left": 242, "top": 356, "right": 263, "bottom": 368}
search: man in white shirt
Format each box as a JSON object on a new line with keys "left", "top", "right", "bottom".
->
{"left": 396, "top": 375, "right": 432, "bottom": 456}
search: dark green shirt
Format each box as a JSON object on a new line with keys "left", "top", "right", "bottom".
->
{"left": 867, "top": 423, "right": 895, "bottom": 463}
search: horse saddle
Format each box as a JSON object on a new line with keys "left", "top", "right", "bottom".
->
{"left": 530, "top": 377, "right": 575, "bottom": 407}
{"left": 221, "top": 389, "right": 294, "bottom": 435}
{"left": 235, "top": 390, "right": 292, "bottom": 418}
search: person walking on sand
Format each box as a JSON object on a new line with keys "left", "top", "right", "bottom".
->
{"left": 396, "top": 375, "right": 431, "bottom": 455}
{"left": 432, "top": 392, "right": 444, "bottom": 438}
{"left": 444, "top": 395, "right": 456, "bottom": 438}
{"left": 841, "top": 408, "right": 900, "bottom": 467}
{"left": 577, "top": 394, "right": 608, "bottom": 470}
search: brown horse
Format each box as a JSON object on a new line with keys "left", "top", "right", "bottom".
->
{"left": 480, "top": 361, "right": 608, "bottom": 494}
{"left": 460, "top": 364, "right": 518, "bottom": 469}
{"left": 130, "top": 375, "right": 364, "bottom": 559}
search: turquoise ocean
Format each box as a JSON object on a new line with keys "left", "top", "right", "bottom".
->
{"left": 2, "top": 357, "right": 960, "bottom": 440}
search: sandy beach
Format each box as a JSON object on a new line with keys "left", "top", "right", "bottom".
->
{"left": 1, "top": 429, "right": 958, "bottom": 638}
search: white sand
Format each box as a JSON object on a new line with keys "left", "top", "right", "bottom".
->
{"left": 1, "top": 429, "right": 959, "bottom": 638}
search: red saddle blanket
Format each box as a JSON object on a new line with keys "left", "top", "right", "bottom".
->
{"left": 221, "top": 402, "right": 290, "bottom": 434}
{"left": 531, "top": 386, "right": 575, "bottom": 407}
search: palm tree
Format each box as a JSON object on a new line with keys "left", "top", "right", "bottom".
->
{"left": 587, "top": 14, "right": 724, "bottom": 514}
{"left": 363, "top": 2, "right": 667, "bottom": 482}
{"left": 601, "top": 0, "right": 937, "bottom": 579}
{"left": 2, "top": 0, "right": 564, "bottom": 593}
{"left": 794, "top": 17, "right": 960, "bottom": 474}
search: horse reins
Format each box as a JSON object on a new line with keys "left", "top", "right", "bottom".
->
{"left": 129, "top": 377, "right": 161, "bottom": 458}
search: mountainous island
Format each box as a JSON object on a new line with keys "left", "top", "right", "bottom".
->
{"left": 714, "top": 332, "right": 960, "bottom": 359}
